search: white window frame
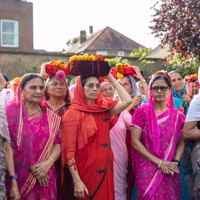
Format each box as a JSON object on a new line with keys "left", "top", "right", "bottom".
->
{"left": 118, "top": 51, "right": 124, "bottom": 57}
{"left": 1, "top": 20, "right": 19, "bottom": 47}
{"left": 96, "top": 51, "right": 108, "bottom": 56}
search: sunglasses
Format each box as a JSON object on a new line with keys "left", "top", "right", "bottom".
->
{"left": 152, "top": 86, "right": 169, "bottom": 92}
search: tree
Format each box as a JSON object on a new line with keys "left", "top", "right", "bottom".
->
{"left": 150, "top": 0, "right": 200, "bottom": 58}
{"left": 162, "top": 53, "right": 200, "bottom": 77}
{"left": 130, "top": 47, "right": 154, "bottom": 68}
{"left": 66, "top": 37, "right": 79, "bottom": 47}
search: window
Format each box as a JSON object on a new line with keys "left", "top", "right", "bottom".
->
{"left": 118, "top": 51, "right": 124, "bottom": 56}
{"left": 1, "top": 20, "right": 19, "bottom": 47}
{"left": 96, "top": 51, "right": 108, "bottom": 56}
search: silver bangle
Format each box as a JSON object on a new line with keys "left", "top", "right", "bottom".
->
{"left": 158, "top": 159, "right": 162, "bottom": 168}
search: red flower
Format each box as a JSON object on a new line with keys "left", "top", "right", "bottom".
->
{"left": 124, "top": 67, "right": 136, "bottom": 75}
{"left": 45, "top": 64, "right": 57, "bottom": 74}
{"left": 64, "top": 66, "right": 69, "bottom": 75}
{"left": 110, "top": 68, "right": 117, "bottom": 78}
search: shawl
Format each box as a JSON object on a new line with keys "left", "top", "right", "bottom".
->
{"left": 146, "top": 75, "right": 174, "bottom": 156}
{"left": 0, "top": 105, "right": 10, "bottom": 143}
{"left": 61, "top": 79, "right": 118, "bottom": 179}
{"left": 172, "top": 86, "right": 189, "bottom": 115}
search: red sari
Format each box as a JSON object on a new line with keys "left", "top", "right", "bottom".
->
{"left": 62, "top": 80, "right": 118, "bottom": 200}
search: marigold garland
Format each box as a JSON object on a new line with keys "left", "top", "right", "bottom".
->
{"left": 185, "top": 73, "right": 198, "bottom": 82}
{"left": 115, "top": 62, "right": 131, "bottom": 79}
{"left": 68, "top": 53, "right": 105, "bottom": 70}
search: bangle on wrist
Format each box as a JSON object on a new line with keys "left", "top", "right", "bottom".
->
{"left": 172, "top": 159, "right": 180, "bottom": 167}
{"left": 158, "top": 159, "right": 162, "bottom": 168}
{"left": 141, "top": 79, "right": 146, "bottom": 83}
{"left": 113, "top": 80, "right": 119, "bottom": 87}
{"left": 10, "top": 174, "right": 18, "bottom": 181}
{"left": 49, "top": 156, "right": 55, "bottom": 164}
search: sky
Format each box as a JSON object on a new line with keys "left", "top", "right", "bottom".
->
{"left": 28, "top": 0, "right": 161, "bottom": 52}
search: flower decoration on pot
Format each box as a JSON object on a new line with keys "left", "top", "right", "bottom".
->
{"left": 114, "top": 62, "right": 144, "bottom": 80}
{"left": 68, "top": 53, "right": 110, "bottom": 77}
{"left": 185, "top": 73, "right": 198, "bottom": 83}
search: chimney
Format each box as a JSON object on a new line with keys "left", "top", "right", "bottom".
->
{"left": 80, "top": 30, "right": 86, "bottom": 44}
{"left": 89, "top": 26, "right": 93, "bottom": 34}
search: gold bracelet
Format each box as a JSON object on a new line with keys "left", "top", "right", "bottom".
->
{"left": 49, "top": 156, "right": 55, "bottom": 164}
{"left": 141, "top": 79, "right": 146, "bottom": 83}
{"left": 113, "top": 80, "right": 119, "bottom": 87}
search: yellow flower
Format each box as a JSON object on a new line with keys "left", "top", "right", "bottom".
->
{"left": 68, "top": 53, "right": 105, "bottom": 69}
{"left": 12, "top": 77, "right": 21, "bottom": 83}
{"left": 117, "top": 73, "right": 124, "bottom": 79}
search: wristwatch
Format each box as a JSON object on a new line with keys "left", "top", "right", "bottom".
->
{"left": 10, "top": 174, "right": 18, "bottom": 180}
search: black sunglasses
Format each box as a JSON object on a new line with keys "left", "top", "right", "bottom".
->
{"left": 152, "top": 86, "right": 169, "bottom": 92}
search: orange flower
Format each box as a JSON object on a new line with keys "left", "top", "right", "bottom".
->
{"left": 68, "top": 53, "right": 105, "bottom": 69}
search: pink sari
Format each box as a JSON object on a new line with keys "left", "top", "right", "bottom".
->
{"left": 132, "top": 104, "right": 185, "bottom": 200}
{"left": 5, "top": 101, "right": 61, "bottom": 200}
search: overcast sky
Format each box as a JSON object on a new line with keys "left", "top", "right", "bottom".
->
{"left": 28, "top": 0, "right": 160, "bottom": 52}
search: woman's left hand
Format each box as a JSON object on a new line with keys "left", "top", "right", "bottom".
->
{"left": 10, "top": 181, "right": 20, "bottom": 200}
{"left": 182, "top": 94, "right": 192, "bottom": 104}
{"left": 31, "top": 161, "right": 51, "bottom": 179}
{"left": 132, "top": 66, "right": 143, "bottom": 80}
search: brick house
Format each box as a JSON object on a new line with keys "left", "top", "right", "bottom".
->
{"left": 0, "top": 0, "right": 33, "bottom": 51}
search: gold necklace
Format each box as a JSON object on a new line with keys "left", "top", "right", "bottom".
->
{"left": 25, "top": 105, "right": 41, "bottom": 115}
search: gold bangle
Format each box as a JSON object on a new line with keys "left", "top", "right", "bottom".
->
{"left": 113, "top": 80, "right": 119, "bottom": 87}
{"left": 49, "top": 156, "right": 55, "bottom": 164}
{"left": 141, "top": 79, "right": 146, "bottom": 83}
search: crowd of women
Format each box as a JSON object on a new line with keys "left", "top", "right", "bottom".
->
{"left": 0, "top": 54, "right": 200, "bottom": 200}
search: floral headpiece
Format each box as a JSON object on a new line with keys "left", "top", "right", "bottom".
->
{"left": 113, "top": 62, "right": 139, "bottom": 79}
{"left": 45, "top": 60, "right": 69, "bottom": 76}
{"left": 185, "top": 73, "right": 198, "bottom": 82}
{"left": 7, "top": 77, "right": 22, "bottom": 92}
{"left": 68, "top": 53, "right": 105, "bottom": 70}
{"left": 68, "top": 53, "right": 110, "bottom": 77}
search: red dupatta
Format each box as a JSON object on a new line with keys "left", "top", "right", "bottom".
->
{"left": 62, "top": 79, "right": 118, "bottom": 199}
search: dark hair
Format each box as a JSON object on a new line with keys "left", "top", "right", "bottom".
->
{"left": 21, "top": 73, "right": 43, "bottom": 89}
{"left": 3, "top": 74, "right": 9, "bottom": 88}
{"left": 80, "top": 76, "right": 99, "bottom": 88}
{"left": 151, "top": 75, "right": 172, "bottom": 89}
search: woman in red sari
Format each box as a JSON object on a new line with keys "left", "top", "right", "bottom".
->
{"left": 62, "top": 71, "right": 132, "bottom": 200}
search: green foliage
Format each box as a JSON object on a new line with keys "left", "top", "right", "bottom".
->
{"left": 130, "top": 47, "right": 155, "bottom": 68}
{"left": 66, "top": 37, "right": 79, "bottom": 47}
{"left": 105, "top": 57, "right": 130, "bottom": 68}
{"left": 163, "top": 53, "right": 200, "bottom": 77}
{"left": 19, "top": 66, "right": 38, "bottom": 76}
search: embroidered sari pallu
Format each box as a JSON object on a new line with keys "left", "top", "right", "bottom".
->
{"left": 6, "top": 103, "right": 61, "bottom": 200}
{"left": 132, "top": 105, "right": 184, "bottom": 200}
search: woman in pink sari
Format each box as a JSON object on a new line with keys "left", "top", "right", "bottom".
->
{"left": 5, "top": 73, "right": 61, "bottom": 200}
{"left": 131, "top": 72, "right": 185, "bottom": 199}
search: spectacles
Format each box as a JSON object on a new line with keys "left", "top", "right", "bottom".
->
{"left": 49, "top": 82, "right": 67, "bottom": 87}
{"left": 152, "top": 86, "right": 169, "bottom": 92}
{"left": 85, "top": 83, "right": 100, "bottom": 89}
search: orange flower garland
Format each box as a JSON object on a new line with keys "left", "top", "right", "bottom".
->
{"left": 115, "top": 62, "right": 131, "bottom": 79}
{"left": 68, "top": 53, "right": 105, "bottom": 70}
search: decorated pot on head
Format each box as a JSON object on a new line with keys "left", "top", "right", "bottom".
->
{"left": 68, "top": 53, "right": 110, "bottom": 77}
